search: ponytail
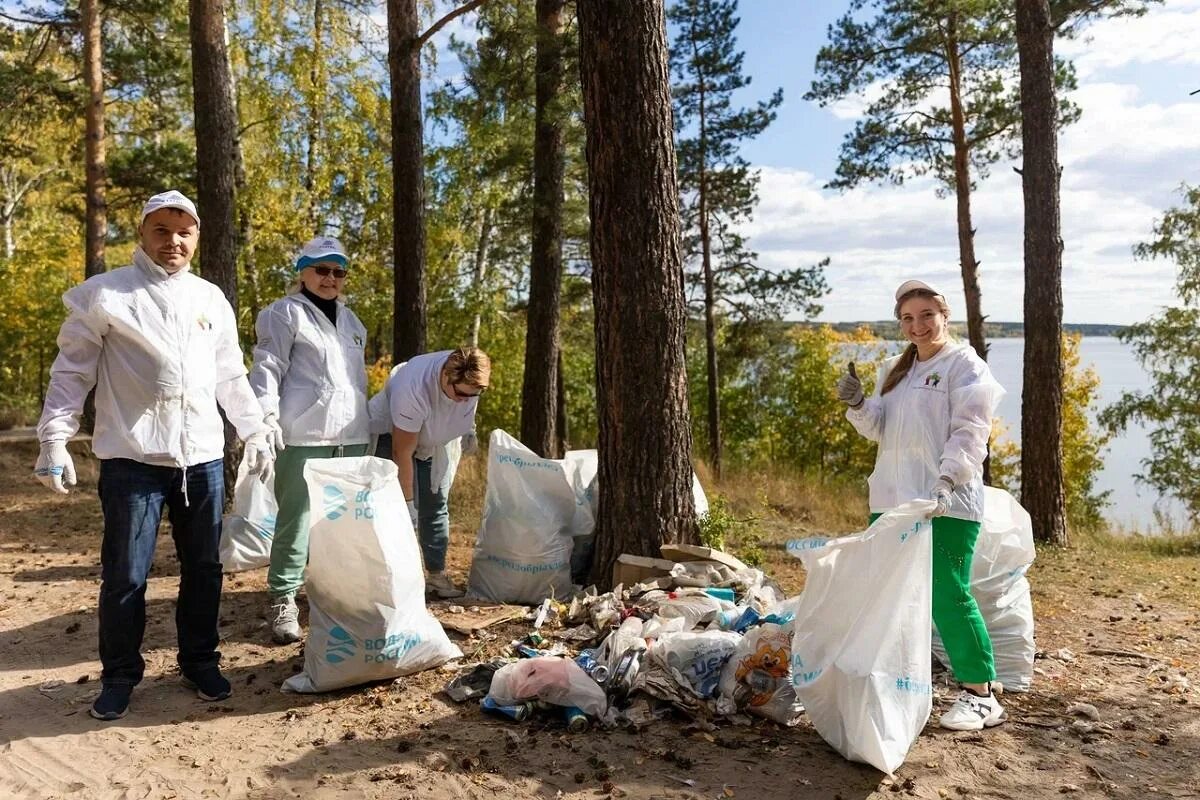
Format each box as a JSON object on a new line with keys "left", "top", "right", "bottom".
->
{"left": 881, "top": 344, "right": 918, "bottom": 395}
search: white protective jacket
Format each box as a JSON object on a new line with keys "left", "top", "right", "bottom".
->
{"left": 249, "top": 292, "right": 370, "bottom": 447}
{"left": 847, "top": 342, "right": 1004, "bottom": 522}
{"left": 37, "top": 248, "right": 267, "bottom": 466}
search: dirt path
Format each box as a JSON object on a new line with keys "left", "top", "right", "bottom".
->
{"left": 2, "top": 440, "right": 1199, "bottom": 799}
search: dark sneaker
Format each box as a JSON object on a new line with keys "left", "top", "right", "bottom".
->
{"left": 181, "top": 668, "right": 232, "bottom": 702}
{"left": 90, "top": 684, "right": 133, "bottom": 721}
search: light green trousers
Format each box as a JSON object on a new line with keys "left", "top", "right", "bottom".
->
{"left": 267, "top": 443, "right": 369, "bottom": 597}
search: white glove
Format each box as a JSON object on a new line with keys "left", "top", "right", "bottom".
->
{"left": 929, "top": 476, "right": 954, "bottom": 519}
{"left": 836, "top": 362, "right": 864, "bottom": 407}
{"left": 35, "top": 441, "right": 76, "bottom": 495}
{"left": 461, "top": 431, "right": 479, "bottom": 456}
{"left": 264, "top": 413, "right": 286, "bottom": 454}
{"left": 406, "top": 499, "right": 418, "bottom": 529}
{"left": 243, "top": 431, "right": 276, "bottom": 485}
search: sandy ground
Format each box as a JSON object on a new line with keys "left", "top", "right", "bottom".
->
{"left": 2, "top": 439, "right": 1200, "bottom": 800}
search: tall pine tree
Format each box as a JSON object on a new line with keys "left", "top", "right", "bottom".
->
{"left": 669, "top": 0, "right": 826, "bottom": 477}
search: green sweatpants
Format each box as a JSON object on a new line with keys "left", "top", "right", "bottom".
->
{"left": 268, "top": 443, "right": 369, "bottom": 598}
{"left": 870, "top": 513, "right": 996, "bottom": 684}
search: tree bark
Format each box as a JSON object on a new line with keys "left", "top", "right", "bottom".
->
{"left": 305, "top": 0, "right": 324, "bottom": 233}
{"left": 82, "top": 0, "right": 106, "bottom": 278}
{"left": 1017, "top": 0, "right": 1068, "bottom": 545}
{"left": 387, "top": 0, "right": 427, "bottom": 361}
{"left": 189, "top": 0, "right": 239, "bottom": 306}
{"left": 469, "top": 207, "right": 493, "bottom": 347}
{"left": 578, "top": 0, "right": 698, "bottom": 588}
{"left": 521, "top": 0, "right": 567, "bottom": 459}
{"left": 945, "top": 16, "right": 986, "bottom": 363}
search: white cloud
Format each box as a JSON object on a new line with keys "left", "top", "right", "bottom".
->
{"left": 1058, "top": 0, "right": 1200, "bottom": 78}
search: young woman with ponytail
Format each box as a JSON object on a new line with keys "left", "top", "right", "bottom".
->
{"left": 835, "top": 279, "right": 1007, "bottom": 732}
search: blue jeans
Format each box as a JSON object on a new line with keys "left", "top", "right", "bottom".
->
{"left": 414, "top": 456, "right": 450, "bottom": 573}
{"left": 374, "top": 436, "right": 451, "bottom": 573}
{"left": 97, "top": 458, "right": 225, "bottom": 687}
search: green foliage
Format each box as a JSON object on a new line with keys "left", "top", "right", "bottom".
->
{"left": 697, "top": 494, "right": 762, "bottom": 567}
{"left": 668, "top": 0, "right": 827, "bottom": 322}
{"left": 1102, "top": 186, "right": 1200, "bottom": 522}
{"left": 691, "top": 322, "right": 885, "bottom": 475}
{"left": 806, "top": 0, "right": 1079, "bottom": 194}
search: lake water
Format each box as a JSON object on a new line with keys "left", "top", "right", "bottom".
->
{"left": 985, "top": 337, "right": 1183, "bottom": 531}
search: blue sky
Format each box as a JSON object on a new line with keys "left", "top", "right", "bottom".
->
{"left": 433, "top": 0, "right": 1200, "bottom": 325}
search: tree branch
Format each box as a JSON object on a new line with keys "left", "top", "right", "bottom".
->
{"left": 415, "top": 0, "right": 489, "bottom": 50}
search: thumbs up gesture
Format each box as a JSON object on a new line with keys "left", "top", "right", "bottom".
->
{"left": 836, "top": 362, "right": 864, "bottom": 408}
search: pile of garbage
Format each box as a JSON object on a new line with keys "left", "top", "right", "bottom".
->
{"left": 444, "top": 541, "right": 805, "bottom": 736}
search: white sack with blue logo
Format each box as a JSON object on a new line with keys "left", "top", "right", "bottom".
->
{"left": 467, "top": 430, "right": 596, "bottom": 604}
{"left": 785, "top": 501, "right": 934, "bottom": 775}
{"left": 283, "top": 456, "right": 462, "bottom": 693}
{"left": 932, "top": 487, "right": 1036, "bottom": 692}
{"left": 219, "top": 454, "right": 279, "bottom": 572}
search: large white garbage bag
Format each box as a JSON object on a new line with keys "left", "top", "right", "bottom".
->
{"left": 283, "top": 456, "right": 462, "bottom": 693}
{"left": 787, "top": 501, "right": 935, "bottom": 774}
{"left": 467, "top": 431, "right": 595, "bottom": 603}
{"left": 932, "top": 486, "right": 1036, "bottom": 692}
{"left": 219, "top": 455, "right": 279, "bottom": 572}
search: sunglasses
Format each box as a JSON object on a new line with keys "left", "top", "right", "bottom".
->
{"left": 312, "top": 265, "right": 348, "bottom": 278}
{"left": 452, "top": 383, "right": 486, "bottom": 399}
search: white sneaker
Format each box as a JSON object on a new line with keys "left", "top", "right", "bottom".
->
{"left": 939, "top": 689, "right": 1007, "bottom": 731}
{"left": 269, "top": 593, "right": 302, "bottom": 644}
{"left": 426, "top": 571, "right": 465, "bottom": 599}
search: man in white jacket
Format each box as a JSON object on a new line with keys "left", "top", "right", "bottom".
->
{"left": 33, "top": 190, "right": 275, "bottom": 721}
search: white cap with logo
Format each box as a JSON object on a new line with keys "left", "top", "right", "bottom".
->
{"left": 894, "top": 279, "right": 943, "bottom": 301}
{"left": 140, "top": 190, "right": 200, "bottom": 226}
{"left": 295, "top": 236, "right": 348, "bottom": 272}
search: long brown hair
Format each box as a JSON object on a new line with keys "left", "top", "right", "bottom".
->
{"left": 880, "top": 289, "right": 951, "bottom": 395}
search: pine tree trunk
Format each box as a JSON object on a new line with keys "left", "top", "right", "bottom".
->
{"left": 555, "top": 346, "right": 568, "bottom": 453}
{"left": 521, "top": 0, "right": 567, "bottom": 459}
{"left": 189, "top": 0, "right": 239, "bottom": 305}
{"left": 387, "top": 0, "right": 427, "bottom": 361}
{"left": 305, "top": 0, "right": 324, "bottom": 232}
{"left": 578, "top": 0, "right": 698, "bottom": 588}
{"left": 698, "top": 160, "right": 721, "bottom": 478}
{"left": 191, "top": 0, "right": 242, "bottom": 501}
{"left": 469, "top": 207, "right": 493, "bottom": 347}
{"left": 83, "top": 0, "right": 106, "bottom": 279}
{"left": 945, "top": 18, "right": 987, "bottom": 363}
{"left": 231, "top": 15, "right": 259, "bottom": 330}
{"left": 1017, "top": 0, "right": 1068, "bottom": 546}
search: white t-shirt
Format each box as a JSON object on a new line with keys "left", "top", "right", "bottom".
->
{"left": 387, "top": 350, "right": 478, "bottom": 461}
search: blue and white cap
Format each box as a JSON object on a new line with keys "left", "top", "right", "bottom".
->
{"left": 295, "top": 236, "right": 348, "bottom": 272}
{"left": 140, "top": 190, "right": 199, "bottom": 226}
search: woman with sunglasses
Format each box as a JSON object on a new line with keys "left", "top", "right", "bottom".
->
{"left": 249, "top": 236, "right": 371, "bottom": 643}
{"left": 387, "top": 346, "right": 491, "bottom": 599}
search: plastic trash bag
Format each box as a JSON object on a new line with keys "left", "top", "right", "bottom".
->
{"left": 467, "top": 431, "right": 596, "bottom": 604}
{"left": 787, "top": 501, "right": 935, "bottom": 774}
{"left": 642, "top": 630, "right": 742, "bottom": 699}
{"left": 219, "top": 454, "right": 278, "bottom": 572}
{"left": 933, "top": 487, "right": 1036, "bottom": 692}
{"left": 717, "top": 623, "right": 804, "bottom": 726}
{"left": 486, "top": 656, "right": 608, "bottom": 717}
{"left": 283, "top": 456, "right": 462, "bottom": 693}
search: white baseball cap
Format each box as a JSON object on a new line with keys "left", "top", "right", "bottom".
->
{"left": 295, "top": 236, "right": 348, "bottom": 272}
{"left": 894, "top": 279, "right": 943, "bottom": 300}
{"left": 140, "top": 190, "right": 200, "bottom": 226}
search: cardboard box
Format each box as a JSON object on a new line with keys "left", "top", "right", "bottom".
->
{"left": 658, "top": 543, "right": 749, "bottom": 573}
{"left": 612, "top": 554, "right": 677, "bottom": 588}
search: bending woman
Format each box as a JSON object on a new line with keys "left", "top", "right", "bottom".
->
{"left": 837, "top": 279, "right": 1006, "bottom": 731}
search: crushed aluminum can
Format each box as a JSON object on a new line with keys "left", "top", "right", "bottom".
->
{"left": 480, "top": 696, "right": 533, "bottom": 722}
{"left": 607, "top": 648, "right": 642, "bottom": 702}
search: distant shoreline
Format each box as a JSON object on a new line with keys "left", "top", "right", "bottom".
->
{"left": 804, "top": 321, "right": 1126, "bottom": 339}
